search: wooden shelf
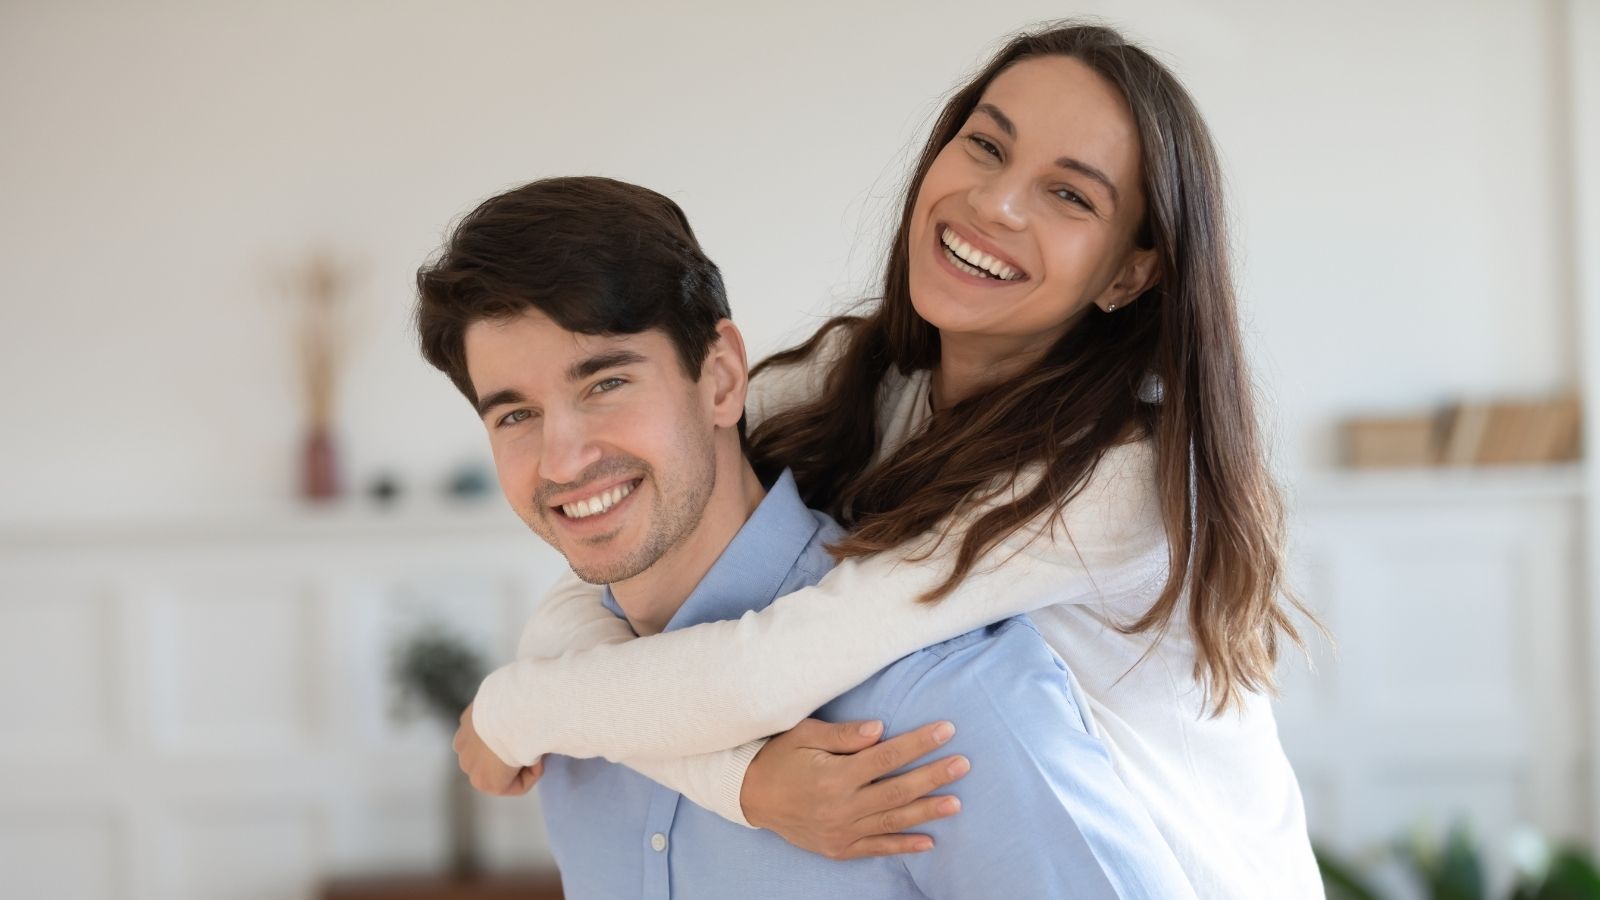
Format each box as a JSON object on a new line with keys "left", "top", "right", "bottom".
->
{"left": 1291, "top": 462, "right": 1585, "bottom": 507}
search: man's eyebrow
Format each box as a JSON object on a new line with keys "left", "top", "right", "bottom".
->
{"left": 974, "top": 102, "right": 1121, "bottom": 209}
{"left": 475, "top": 387, "right": 525, "bottom": 419}
{"left": 567, "top": 349, "right": 647, "bottom": 382}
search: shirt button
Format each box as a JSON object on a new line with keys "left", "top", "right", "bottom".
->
{"left": 650, "top": 833, "right": 667, "bottom": 852}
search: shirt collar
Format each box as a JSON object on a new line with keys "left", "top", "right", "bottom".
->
{"left": 598, "top": 469, "right": 824, "bottom": 631}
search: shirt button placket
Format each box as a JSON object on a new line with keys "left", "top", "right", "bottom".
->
{"left": 642, "top": 790, "right": 678, "bottom": 900}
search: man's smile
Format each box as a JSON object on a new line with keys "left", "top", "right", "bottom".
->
{"left": 554, "top": 477, "right": 641, "bottom": 520}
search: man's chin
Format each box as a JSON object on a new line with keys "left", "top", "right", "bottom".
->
{"left": 569, "top": 570, "right": 609, "bottom": 586}
{"left": 563, "top": 550, "right": 651, "bottom": 586}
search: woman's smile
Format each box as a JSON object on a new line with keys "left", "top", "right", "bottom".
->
{"left": 936, "top": 223, "right": 1029, "bottom": 283}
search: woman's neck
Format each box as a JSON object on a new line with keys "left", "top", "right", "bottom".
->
{"left": 931, "top": 333, "right": 1049, "bottom": 410}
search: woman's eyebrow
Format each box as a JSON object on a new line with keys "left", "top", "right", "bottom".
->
{"left": 974, "top": 101, "right": 1120, "bottom": 209}
{"left": 1056, "top": 158, "right": 1120, "bottom": 209}
{"left": 975, "top": 102, "right": 1016, "bottom": 138}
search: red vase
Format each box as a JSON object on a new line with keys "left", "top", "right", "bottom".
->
{"left": 301, "top": 425, "right": 341, "bottom": 502}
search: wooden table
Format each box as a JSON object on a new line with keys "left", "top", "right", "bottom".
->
{"left": 320, "top": 873, "right": 564, "bottom": 900}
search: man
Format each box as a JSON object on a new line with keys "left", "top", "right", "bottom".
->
{"left": 414, "top": 176, "right": 1194, "bottom": 898}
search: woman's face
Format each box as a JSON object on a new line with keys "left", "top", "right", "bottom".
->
{"left": 908, "top": 55, "right": 1158, "bottom": 363}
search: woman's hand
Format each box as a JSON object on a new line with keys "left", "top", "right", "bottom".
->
{"left": 739, "top": 718, "right": 970, "bottom": 860}
{"left": 454, "top": 702, "right": 545, "bottom": 796}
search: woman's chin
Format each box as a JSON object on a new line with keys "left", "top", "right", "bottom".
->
{"left": 909, "top": 287, "right": 1000, "bottom": 338}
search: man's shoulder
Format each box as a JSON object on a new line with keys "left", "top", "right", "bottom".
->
{"left": 893, "top": 616, "right": 1072, "bottom": 698}
{"left": 822, "top": 616, "right": 1090, "bottom": 739}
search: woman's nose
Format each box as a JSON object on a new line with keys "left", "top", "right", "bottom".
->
{"left": 969, "top": 175, "right": 1027, "bottom": 231}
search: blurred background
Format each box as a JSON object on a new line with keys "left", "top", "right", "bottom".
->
{"left": 3, "top": 1, "right": 1598, "bottom": 898}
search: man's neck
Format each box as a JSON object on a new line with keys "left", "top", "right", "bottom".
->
{"left": 609, "top": 454, "right": 767, "bottom": 636}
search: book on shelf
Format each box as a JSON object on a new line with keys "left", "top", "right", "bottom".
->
{"left": 1440, "top": 394, "right": 1582, "bottom": 466}
{"left": 1342, "top": 415, "right": 1440, "bottom": 468}
{"left": 1345, "top": 393, "right": 1582, "bottom": 470}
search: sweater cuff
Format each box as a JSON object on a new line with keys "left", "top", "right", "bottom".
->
{"left": 471, "top": 667, "right": 531, "bottom": 768}
{"left": 716, "top": 738, "right": 768, "bottom": 829}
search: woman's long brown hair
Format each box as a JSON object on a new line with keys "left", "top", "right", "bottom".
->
{"left": 747, "top": 22, "right": 1313, "bottom": 716}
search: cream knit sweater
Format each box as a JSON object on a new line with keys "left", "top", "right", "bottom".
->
{"left": 472, "top": 336, "right": 1323, "bottom": 900}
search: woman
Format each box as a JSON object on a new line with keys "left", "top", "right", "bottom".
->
{"left": 465, "top": 21, "right": 1320, "bottom": 899}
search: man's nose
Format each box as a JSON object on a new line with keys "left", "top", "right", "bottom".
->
{"left": 539, "top": 410, "right": 602, "bottom": 486}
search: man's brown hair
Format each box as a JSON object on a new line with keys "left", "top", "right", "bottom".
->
{"left": 415, "top": 176, "right": 729, "bottom": 405}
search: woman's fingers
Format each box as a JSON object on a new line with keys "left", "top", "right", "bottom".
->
{"left": 791, "top": 717, "right": 886, "bottom": 754}
{"left": 849, "top": 720, "right": 957, "bottom": 782}
{"left": 854, "top": 754, "right": 969, "bottom": 821}
{"left": 509, "top": 758, "right": 545, "bottom": 795}
{"left": 853, "top": 792, "right": 963, "bottom": 847}
{"left": 830, "top": 833, "right": 938, "bottom": 861}
{"left": 740, "top": 718, "right": 967, "bottom": 859}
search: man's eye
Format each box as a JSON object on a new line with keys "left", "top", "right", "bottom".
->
{"left": 592, "top": 377, "right": 626, "bottom": 394}
{"left": 497, "top": 409, "right": 534, "bottom": 428}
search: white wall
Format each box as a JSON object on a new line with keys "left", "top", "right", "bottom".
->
{"left": 0, "top": 0, "right": 1576, "bottom": 526}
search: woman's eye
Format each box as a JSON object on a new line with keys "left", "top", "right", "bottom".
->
{"left": 966, "top": 134, "right": 1001, "bottom": 159}
{"left": 1054, "top": 188, "right": 1092, "bottom": 210}
{"left": 497, "top": 409, "right": 534, "bottom": 428}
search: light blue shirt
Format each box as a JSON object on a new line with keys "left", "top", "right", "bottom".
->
{"left": 537, "top": 469, "right": 1196, "bottom": 899}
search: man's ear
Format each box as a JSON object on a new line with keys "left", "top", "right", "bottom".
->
{"left": 1096, "top": 246, "right": 1161, "bottom": 313}
{"left": 702, "top": 318, "right": 749, "bottom": 429}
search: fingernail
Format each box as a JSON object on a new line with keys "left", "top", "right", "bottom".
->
{"left": 947, "top": 757, "right": 969, "bottom": 777}
{"left": 914, "top": 839, "right": 934, "bottom": 852}
{"left": 932, "top": 722, "right": 955, "bottom": 743}
{"left": 859, "top": 720, "right": 883, "bottom": 738}
{"left": 940, "top": 797, "right": 961, "bottom": 814}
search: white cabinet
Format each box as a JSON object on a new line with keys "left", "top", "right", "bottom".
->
{"left": 1278, "top": 466, "right": 1587, "bottom": 889}
{"left": 0, "top": 505, "right": 568, "bottom": 900}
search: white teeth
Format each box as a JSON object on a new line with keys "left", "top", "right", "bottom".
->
{"left": 940, "top": 228, "right": 1021, "bottom": 281}
{"left": 561, "top": 480, "right": 636, "bottom": 519}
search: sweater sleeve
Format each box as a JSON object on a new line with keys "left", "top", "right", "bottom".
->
{"left": 477, "top": 568, "right": 769, "bottom": 825}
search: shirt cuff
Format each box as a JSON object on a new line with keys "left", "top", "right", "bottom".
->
{"left": 716, "top": 737, "right": 768, "bottom": 829}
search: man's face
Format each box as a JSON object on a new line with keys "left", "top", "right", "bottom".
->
{"left": 464, "top": 309, "right": 717, "bottom": 584}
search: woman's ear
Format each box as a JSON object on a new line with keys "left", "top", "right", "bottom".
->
{"left": 1097, "top": 246, "right": 1161, "bottom": 313}
{"left": 703, "top": 318, "right": 749, "bottom": 429}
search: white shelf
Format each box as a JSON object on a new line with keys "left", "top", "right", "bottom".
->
{"left": 0, "top": 498, "right": 530, "bottom": 549}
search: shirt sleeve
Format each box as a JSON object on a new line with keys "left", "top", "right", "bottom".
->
{"left": 891, "top": 622, "right": 1197, "bottom": 900}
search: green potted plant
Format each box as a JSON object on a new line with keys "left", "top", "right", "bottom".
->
{"left": 1318, "top": 822, "right": 1600, "bottom": 900}
{"left": 391, "top": 623, "right": 488, "bottom": 877}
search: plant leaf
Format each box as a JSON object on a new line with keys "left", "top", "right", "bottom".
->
{"left": 1315, "top": 844, "right": 1385, "bottom": 900}
{"left": 1431, "top": 823, "right": 1486, "bottom": 900}
{"left": 1532, "top": 848, "right": 1600, "bottom": 900}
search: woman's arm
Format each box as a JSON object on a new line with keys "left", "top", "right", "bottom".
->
{"left": 472, "top": 496, "right": 1164, "bottom": 760}
{"left": 510, "top": 569, "right": 631, "bottom": 661}
{"left": 477, "top": 570, "right": 772, "bottom": 821}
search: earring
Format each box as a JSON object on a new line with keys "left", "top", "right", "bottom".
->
{"left": 1107, "top": 303, "right": 1118, "bottom": 313}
